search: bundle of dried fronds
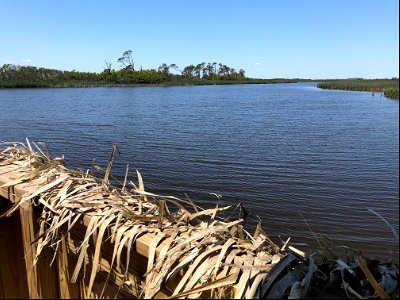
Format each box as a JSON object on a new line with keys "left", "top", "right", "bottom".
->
{"left": 0, "top": 140, "right": 398, "bottom": 299}
{"left": 0, "top": 140, "right": 283, "bottom": 298}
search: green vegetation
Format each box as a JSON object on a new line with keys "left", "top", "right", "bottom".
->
{"left": 0, "top": 63, "right": 296, "bottom": 88}
{"left": 1, "top": 50, "right": 397, "bottom": 95}
{"left": 0, "top": 79, "right": 105, "bottom": 88}
{"left": 0, "top": 64, "right": 102, "bottom": 88}
{"left": 317, "top": 79, "right": 399, "bottom": 99}
{"left": 0, "top": 50, "right": 310, "bottom": 88}
{"left": 98, "top": 53, "right": 270, "bottom": 85}
{"left": 383, "top": 87, "right": 399, "bottom": 99}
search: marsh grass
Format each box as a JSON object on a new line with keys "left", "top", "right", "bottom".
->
{"left": 0, "top": 78, "right": 307, "bottom": 89}
{"left": 317, "top": 79, "right": 399, "bottom": 99}
{"left": 383, "top": 87, "right": 399, "bottom": 99}
{"left": 0, "top": 80, "right": 108, "bottom": 88}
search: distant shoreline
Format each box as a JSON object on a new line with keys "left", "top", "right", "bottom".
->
{"left": 0, "top": 78, "right": 308, "bottom": 89}
{"left": 0, "top": 63, "right": 310, "bottom": 89}
{"left": 317, "top": 79, "right": 399, "bottom": 100}
{"left": 1, "top": 78, "right": 398, "bottom": 100}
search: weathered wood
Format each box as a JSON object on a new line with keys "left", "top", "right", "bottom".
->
{"left": 0, "top": 168, "right": 175, "bottom": 299}
{"left": 1, "top": 159, "right": 236, "bottom": 299}
{"left": 0, "top": 197, "right": 30, "bottom": 299}
{"left": 57, "top": 236, "right": 80, "bottom": 299}
{"left": 0, "top": 165, "right": 166, "bottom": 264}
{"left": 18, "top": 202, "right": 41, "bottom": 298}
{"left": 35, "top": 241, "right": 60, "bottom": 299}
{"left": 0, "top": 189, "right": 215, "bottom": 299}
{"left": 0, "top": 159, "right": 254, "bottom": 299}
{"left": 16, "top": 201, "right": 59, "bottom": 299}
{"left": 68, "top": 220, "right": 173, "bottom": 298}
{"left": 2, "top": 143, "right": 400, "bottom": 299}
{"left": 0, "top": 276, "right": 4, "bottom": 299}
{"left": 1, "top": 200, "right": 69, "bottom": 299}
{"left": 0, "top": 164, "right": 46, "bottom": 203}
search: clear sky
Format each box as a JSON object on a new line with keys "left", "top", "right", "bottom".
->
{"left": 0, "top": 0, "right": 398, "bottom": 79}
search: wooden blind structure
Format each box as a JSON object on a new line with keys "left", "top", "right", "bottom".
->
{"left": 0, "top": 142, "right": 287, "bottom": 299}
{"left": 0, "top": 141, "right": 397, "bottom": 299}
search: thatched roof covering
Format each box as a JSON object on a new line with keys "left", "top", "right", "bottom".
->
{"left": 0, "top": 140, "right": 398, "bottom": 299}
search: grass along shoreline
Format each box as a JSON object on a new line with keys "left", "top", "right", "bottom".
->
{"left": 0, "top": 63, "right": 308, "bottom": 89}
{"left": 317, "top": 79, "right": 399, "bottom": 99}
{"left": 1, "top": 78, "right": 399, "bottom": 101}
{"left": 0, "top": 78, "right": 307, "bottom": 89}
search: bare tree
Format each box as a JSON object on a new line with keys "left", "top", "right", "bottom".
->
{"left": 169, "top": 63, "right": 180, "bottom": 73}
{"left": 117, "top": 50, "right": 134, "bottom": 70}
{"left": 213, "top": 62, "right": 217, "bottom": 74}
{"left": 104, "top": 60, "right": 112, "bottom": 72}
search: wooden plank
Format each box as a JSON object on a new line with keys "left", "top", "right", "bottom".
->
{"left": 18, "top": 202, "right": 41, "bottom": 298}
{"left": 0, "top": 168, "right": 176, "bottom": 298}
{"left": 35, "top": 238, "right": 60, "bottom": 299}
{"left": 0, "top": 274, "right": 4, "bottom": 299}
{"left": 18, "top": 202, "right": 59, "bottom": 299}
{"left": 0, "top": 197, "right": 30, "bottom": 299}
{"left": 68, "top": 221, "right": 172, "bottom": 298}
{"left": 0, "top": 165, "right": 188, "bottom": 298}
{"left": 0, "top": 167, "right": 159, "bottom": 261}
{"left": 57, "top": 236, "right": 80, "bottom": 299}
{"left": 0, "top": 164, "right": 47, "bottom": 203}
{"left": 0, "top": 166, "right": 181, "bottom": 298}
{"left": 0, "top": 168, "right": 168, "bottom": 261}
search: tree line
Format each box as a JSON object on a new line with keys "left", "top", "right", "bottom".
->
{"left": 0, "top": 64, "right": 99, "bottom": 82}
{"left": 0, "top": 50, "right": 247, "bottom": 85}
{"left": 98, "top": 61, "right": 246, "bottom": 84}
{"left": 100, "top": 50, "right": 246, "bottom": 84}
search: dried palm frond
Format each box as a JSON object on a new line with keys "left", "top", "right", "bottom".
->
{"left": 0, "top": 140, "right": 398, "bottom": 299}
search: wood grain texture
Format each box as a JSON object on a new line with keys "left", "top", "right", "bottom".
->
{"left": 57, "top": 236, "right": 81, "bottom": 299}
{"left": 0, "top": 197, "right": 30, "bottom": 299}
{"left": 18, "top": 202, "right": 41, "bottom": 298}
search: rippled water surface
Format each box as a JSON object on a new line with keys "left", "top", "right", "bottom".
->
{"left": 0, "top": 83, "right": 398, "bottom": 259}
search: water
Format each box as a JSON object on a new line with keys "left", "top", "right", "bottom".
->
{"left": 0, "top": 83, "right": 398, "bottom": 260}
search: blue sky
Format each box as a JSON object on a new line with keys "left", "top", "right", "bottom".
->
{"left": 0, "top": 0, "right": 398, "bottom": 79}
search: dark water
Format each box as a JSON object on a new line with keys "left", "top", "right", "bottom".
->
{"left": 0, "top": 83, "right": 398, "bottom": 260}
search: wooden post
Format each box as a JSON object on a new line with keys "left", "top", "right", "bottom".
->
{"left": 19, "top": 202, "right": 41, "bottom": 298}
{"left": 57, "top": 236, "right": 80, "bottom": 298}
{"left": 18, "top": 202, "right": 59, "bottom": 299}
{"left": 0, "top": 197, "right": 30, "bottom": 299}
